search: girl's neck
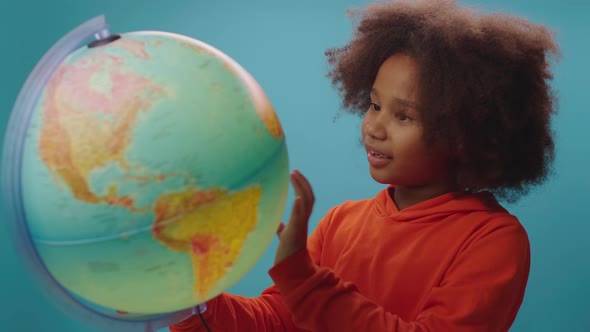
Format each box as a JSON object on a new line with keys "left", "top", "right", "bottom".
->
{"left": 390, "top": 182, "right": 460, "bottom": 210}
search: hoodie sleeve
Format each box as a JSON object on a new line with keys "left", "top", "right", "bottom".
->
{"left": 268, "top": 219, "right": 530, "bottom": 332}
{"left": 168, "top": 287, "right": 302, "bottom": 332}
{"left": 168, "top": 208, "right": 336, "bottom": 332}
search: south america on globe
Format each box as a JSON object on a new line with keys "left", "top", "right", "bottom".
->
{"left": 13, "top": 30, "right": 289, "bottom": 315}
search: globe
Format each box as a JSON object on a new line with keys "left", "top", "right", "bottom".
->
{"left": 2, "top": 15, "right": 289, "bottom": 325}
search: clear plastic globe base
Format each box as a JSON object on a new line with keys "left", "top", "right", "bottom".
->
{"left": 1, "top": 15, "right": 206, "bottom": 332}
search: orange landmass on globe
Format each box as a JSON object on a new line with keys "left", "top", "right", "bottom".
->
{"left": 152, "top": 185, "right": 262, "bottom": 299}
{"left": 256, "top": 105, "right": 283, "bottom": 138}
{"left": 39, "top": 42, "right": 164, "bottom": 211}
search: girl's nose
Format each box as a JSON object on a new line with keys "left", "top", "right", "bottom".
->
{"left": 364, "top": 113, "right": 387, "bottom": 141}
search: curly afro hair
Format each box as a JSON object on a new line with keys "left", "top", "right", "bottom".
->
{"left": 326, "top": 0, "right": 560, "bottom": 202}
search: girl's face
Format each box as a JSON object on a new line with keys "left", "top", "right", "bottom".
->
{"left": 362, "top": 53, "right": 452, "bottom": 188}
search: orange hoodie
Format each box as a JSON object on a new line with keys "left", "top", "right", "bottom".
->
{"left": 169, "top": 187, "right": 530, "bottom": 332}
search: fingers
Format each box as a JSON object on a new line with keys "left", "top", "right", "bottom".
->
{"left": 290, "top": 170, "right": 315, "bottom": 218}
{"left": 276, "top": 222, "right": 286, "bottom": 237}
{"left": 274, "top": 170, "right": 314, "bottom": 264}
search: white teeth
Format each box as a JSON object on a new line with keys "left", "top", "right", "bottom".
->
{"left": 371, "top": 151, "right": 387, "bottom": 158}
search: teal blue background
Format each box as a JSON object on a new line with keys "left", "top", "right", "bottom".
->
{"left": 1, "top": 0, "right": 588, "bottom": 331}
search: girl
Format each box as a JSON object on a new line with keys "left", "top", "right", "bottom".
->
{"left": 171, "top": 0, "right": 559, "bottom": 331}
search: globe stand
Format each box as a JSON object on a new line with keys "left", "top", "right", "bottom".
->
{"left": 2, "top": 15, "right": 205, "bottom": 332}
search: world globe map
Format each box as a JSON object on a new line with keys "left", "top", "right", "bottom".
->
{"left": 17, "top": 31, "right": 289, "bottom": 315}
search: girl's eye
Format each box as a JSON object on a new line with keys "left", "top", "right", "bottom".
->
{"left": 395, "top": 113, "right": 411, "bottom": 122}
{"left": 370, "top": 103, "right": 381, "bottom": 111}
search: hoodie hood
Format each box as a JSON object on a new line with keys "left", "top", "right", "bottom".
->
{"left": 373, "top": 186, "right": 506, "bottom": 222}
